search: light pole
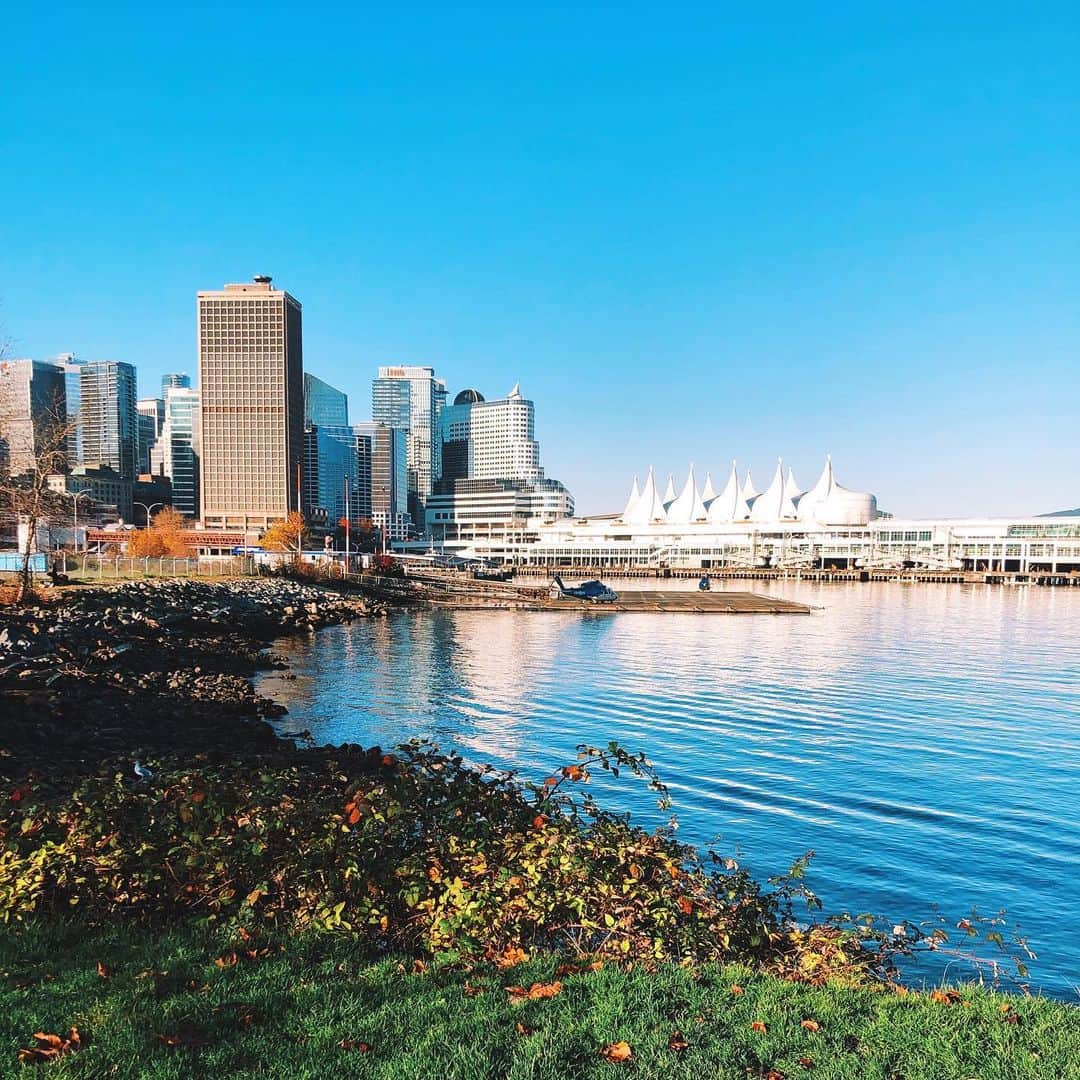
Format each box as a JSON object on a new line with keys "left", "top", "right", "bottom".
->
{"left": 68, "top": 488, "right": 92, "bottom": 557}
{"left": 134, "top": 501, "right": 163, "bottom": 529}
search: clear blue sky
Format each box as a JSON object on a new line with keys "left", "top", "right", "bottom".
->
{"left": 2, "top": 3, "right": 1078, "bottom": 516}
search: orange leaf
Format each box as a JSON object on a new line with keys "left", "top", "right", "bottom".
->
{"left": 543, "top": 776, "right": 558, "bottom": 787}
{"left": 463, "top": 981, "right": 483, "bottom": 997}
{"left": 750, "top": 1020, "right": 767, "bottom": 1033}
{"left": 677, "top": 896, "right": 694, "bottom": 915}
{"left": 515, "top": 1022, "right": 534, "bottom": 1036}
{"left": 214, "top": 952, "right": 239, "bottom": 968}
{"left": 156, "top": 1029, "right": 207, "bottom": 1049}
{"left": 600, "top": 1041, "right": 634, "bottom": 1062}
{"left": 731, "top": 984, "right": 745, "bottom": 995}
{"left": 532, "top": 814, "right": 547, "bottom": 829}
{"left": 506, "top": 980, "right": 562, "bottom": 1003}
{"left": 347, "top": 807, "right": 361, "bottom": 825}
{"left": 668, "top": 1031, "right": 689, "bottom": 1052}
{"left": 766, "top": 1071, "right": 786, "bottom": 1080}
{"left": 191, "top": 790, "right": 205, "bottom": 803}
{"left": 496, "top": 945, "right": 529, "bottom": 969}
{"left": 381, "top": 754, "right": 395, "bottom": 767}
{"left": 797, "top": 1058, "right": 815, "bottom": 1070}
{"left": 563, "top": 765, "right": 584, "bottom": 781}
{"left": 930, "top": 989, "right": 961, "bottom": 1005}
{"left": 97, "top": 961, "right": 111, "bottom": 979}
{"left": 800, "top": 1018, "right": 820, "bottom": 1032}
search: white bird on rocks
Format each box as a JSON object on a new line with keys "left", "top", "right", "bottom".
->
{"left": 133, "top": 760, "right": 154, "bottom": 781}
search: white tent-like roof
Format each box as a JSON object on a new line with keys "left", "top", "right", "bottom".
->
{"left": 662, "top": 473, "right": 677, "bottom": 508}
{"left": 707, "top": 461, "right": 751, "bottom": 523}
{"left": 666, "top": 465, "right": 708, "bottom": 523}
{"left": 701, "top": 471, "right": 717, "bottom": 504}
{"left": 796, "top": 456, "right": 834, "bottom": 521}
{"left": 740, "top": 467, "right": 759, "bottom": 508}
{"left": 750, "top": 460, "right": 799, "bottom": 521}
{"left": 621, "top": 476, "right": 642, "bottom": 522}
{"left": 623, "top": 467, "right": 668, "bottom": 525}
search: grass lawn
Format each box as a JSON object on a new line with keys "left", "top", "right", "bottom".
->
{"left": 1, "top": 921, "right": 1076, "bottom": 1079}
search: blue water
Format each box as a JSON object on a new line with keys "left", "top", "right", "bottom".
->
{"left": 258, "top": 580, "right": 1080, "bottom": 997}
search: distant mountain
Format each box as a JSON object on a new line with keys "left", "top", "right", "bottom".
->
{"left": 1039, "top": 508, "right": 1080, "bottom": 517}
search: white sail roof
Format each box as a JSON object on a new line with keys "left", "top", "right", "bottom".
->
{"left": 707, "top": 461, "right": 750, "bottom": 522}
{"left": 750, "top": 460, "right": 799, "bottom": 521}
{"left": 786, "top": 467, "right": 804, "bottom": 502}
{"left": 700, "top": 471, "right": 717, "bottom": 504}
{"left": 621, "top": 475, "right": 641, "bottom": 522}
{"left": 623, "top": 467, "right": 668, "bottom": 525}
{"left": 667, "top": 465, "right": 708, "bottom": 523}
{"left": 662, "top": 473, "right": 677, "bottom": 507}
{"left": 796, "top": 455, "right": 834, "bottom": 521}
{"left": 740, "top": 467, "right": 759, "bottom": 506}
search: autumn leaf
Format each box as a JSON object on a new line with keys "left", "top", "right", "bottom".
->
{"left": 731, "top": 984, "right": 745, "bottom": 995}
{"left": 668, "top": 1031, "right": 689, "bottom": 1052}
{"left": 463, "top": 980, "right": 484, "bottom": 997}
{"left": 543, "top": 776, "right": 558, "bottom": 787}
{"left": 563, "top": 764, "right": 584, "bottom": 781}
{"left": 191, "top": 790, "right": 205, "bottom": 804}
{"left": 600, "top": 1041, "right": 634, "bottom": 1062}
{"left": 750, "top": 1020, "right": 768, "bottom": 1033}
{"left": 766, "top": 1070, "right": 786, "bottom": 1080}
{"left": 496, "top": 945, "right": 529, "bottom": 969}
{"left": 381, "top": 754, "right": 396, "bottom": 767}
{"left": 338, "top": 1039, "right": 372, "bottom": 1052}
{"left": 515, "top": 1022, "right": 534, "bottom": 1036}
{"left": 505, "top": 980, "right": 562, "bottom": 1003}
{"left": 677, "top": 896, "right": 694, "bottom": 915}
{"left": 97, "top": 961, "right": 111, "bottom": 979}
{"left": 797, "top": 1057, "right": 815, "bottom": 1069}
{"left": 17, "top": 1028, "right": 83, "bottom": 1064}
{"left": 930, "top": 989, "right": 962, "bottom": 1005}
{"left": 800, "top": 1018, "right": 821, "bottom": 1032}
{"left": 532, "top": 814, "right": 547, "bottom": 829}
{"left": 214, "top": 952, "right": 239, "bottom": 968}
{"left": 156, "top": 1029, "right": 207, "bottom": 1049}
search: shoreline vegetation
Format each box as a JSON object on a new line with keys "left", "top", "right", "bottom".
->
{"left": 1, "top": 578, "right": 1076, "bottom": 1077}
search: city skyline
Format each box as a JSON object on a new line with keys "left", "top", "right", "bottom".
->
{"left": 4, "top": 5, "right": 1079, "bottom": 517}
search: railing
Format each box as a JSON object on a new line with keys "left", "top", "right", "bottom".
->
{"left": 63, "top": 554, "right": 257, "bottom": 580}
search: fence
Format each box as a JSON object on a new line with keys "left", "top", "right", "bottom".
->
{"left": 63, "top": 554, "right": 258, "bottom": 580}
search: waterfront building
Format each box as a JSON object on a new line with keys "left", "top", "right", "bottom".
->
{"left": 0, "top": 358, "right": 67, "bottom": 476}
{"left": 80, "top": 361, "right": 138, "bottom": 481}
{"left": 302, "top": 424, "right": 357, "bottom": 529}
{"left": 415, "top": 454, "right": 1080, "bottom": 574}
{"left": 197, "top": 275, "right": 304, "bottom": 531}
{"left": 421, "top": 382, "right": 575, "bottom": 547}
{"left": 354, "top": 420, "right": 410, "bottom": 543}
{"left": 372, "top": 365, "right": 444, "bottom": 526}
{"left": 304, "top": 373, "right": 349, "bottom": 427}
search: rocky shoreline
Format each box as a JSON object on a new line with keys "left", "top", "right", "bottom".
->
{"left": 0, "top": 579, "right": 382, "bottom": 782}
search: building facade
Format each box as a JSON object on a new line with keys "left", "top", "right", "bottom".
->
{"left": 372, "top": 365, "right": 444, "bottom": 526}
{"left": 438, "top": 384, "right": 544, "bottom": 483}
{"left": 0, "top": 358, "right": 68, "bottom": 476}
{"left": 137, "top": 397, "right": 164, "bottom": 475}
{"left": 354, "top": 420, "right": 410, "bottom": 543}
{"left": 80, "top": 361, "right": 138, "bottom": 480}
{"left": 155, "top": 386, "right": 201, "bottom": 517}
{"left": 304, "top": 373, "right": 349, "bottom": 428}
{"left": 197, "top": 276, "right": 304, "bottom": 530}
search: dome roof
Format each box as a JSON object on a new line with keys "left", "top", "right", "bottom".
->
{"left": 453, "top": 388, "right": 485, "bottom": 405}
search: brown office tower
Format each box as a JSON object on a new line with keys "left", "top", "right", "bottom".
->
{"left": 197, "top": 276, "right": 304, "bottom": 530}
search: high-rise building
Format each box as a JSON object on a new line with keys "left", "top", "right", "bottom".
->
{"left": 137, "top": 397, "right": 165, "bottom": 475}
{"left": 439, "top": 383, "right": 544, "bottom": 483}
{"left": 426, "top": 382, "right": 574, "bottom": 547}
{"left": 80, "top": 361, "right": 138, "bottom": 480}
{"left": 51, "top": 353, "right": 84, "bottom": 466}
{"left": 155, "top": 386, "right": 200, "bottom": 517}
{"left": 162, "top": 372, "right": 191, "bottom": 396}
{"left": 372, "top": 365, "right": 443, "bottom": 527}
{"left": 197, "top": 276, "right": 304, "bottom": 530}
{"left": 0, "top": 358, "right": 67, "bottom": 476}
{"left": 354, "top": 421, "right": 410, "bottom": 542}
{"left": 304, "top": 373, "right": 349, "bottom": 427}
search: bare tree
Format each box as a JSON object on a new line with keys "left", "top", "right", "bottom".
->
{"left": 0, "top": 405, "right": 78, "bottom": 603}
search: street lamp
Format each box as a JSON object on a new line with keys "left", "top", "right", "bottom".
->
{"left": 134, "top": 501, "right": 163, "bottom": 528}
{"left": 68, "top": 488, "right": 93, "bottom": 555}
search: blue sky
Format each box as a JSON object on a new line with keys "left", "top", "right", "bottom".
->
{"left": 2, "top": 3, "right": 1078, "bottom": 516}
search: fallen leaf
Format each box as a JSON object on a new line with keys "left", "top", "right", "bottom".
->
{"left": 515, "top": 1022, "right": 534, "bottom": 1036}
{"left": 463, "top": 981, "right": 483, "bottom": 997}
{"left": 677, "top": 896, "right": 694, "bottom": 915}
{"left": 412, "top": 959, "right": 428, "bottom": 974}
{"left": 800, "top": 1019, "right": 821, "bottom": 1032}
{"left": 797, "top": 1058, "right": 814, "bottom": 1069}
{"left": 496, "top": 946, "right": 529, "bottom": 969}
{"left": 731, "top": 984, "right": 745, "bottom": 995}
{"left": 600, "top": 1041, "right": 633, "bottom": 1062}
{"left": 668, "top": 1031, "right": 689, "bottom": 1052}
{"left": 930, "top": 990, "right": 962, "bottom": 1005}
{"left": 16, "top": 1028, "right": 83, "bottom": 1064}
{"left": 214, "top": 952, "right": 239, "bottom": 968}
{"left": 338, "top": 1039, "right": 372, "bottom": 1052}
{"left": 96, "top": 961, "right": 111, "bottom": 979}
{"left": 766, "top": 1070, "right": 786, "bottom": 1080}
{"left": 532, "top": 814, "right": 547, "bottom": 829}
{"left": 750, "top": 1021, "right": 768, "bottom": 1033}
{"left": 506, "top": 980, "right": 562, "bottom": 1003}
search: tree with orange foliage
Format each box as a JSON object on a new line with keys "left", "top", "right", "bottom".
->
{"left": 126, "top": 506, "right": 191, "bottom": 557}
{"left": 261, "top": 511, "right": 308, "bottom": 553}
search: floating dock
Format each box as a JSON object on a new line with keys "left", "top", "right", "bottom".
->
{"left": 530, "top": 590, "right": 811, "bottom": 614}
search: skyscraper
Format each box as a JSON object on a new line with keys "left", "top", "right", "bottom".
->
{"left": 304, "top": 373, "right": 348, "bottom": 427}
{"left": 372, "top": 365, "right": 443, "bottom": 526}
{"left": 0, "top": 359, "right": 67, "bottom": 476}
{"left": 162, "top": 372, "right": 191, "bottom": 396}
{"left": 159, "top": 386, "right": 200, "bottom": 517}
{"left": 354, "top": 421, "right": 410, "bottom": 542}
{"left": 197, "top": 276, "right": 304, "bottom": 530}
{"left": 80, "top": 361, "right": 138, "bottom": 480}
{"left": 137, "top": 397, "right": 165, "bottom": 475}
{"left": 51, "top": 353, "right": 84, "bottom": 466}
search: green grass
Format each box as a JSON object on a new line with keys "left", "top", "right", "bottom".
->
{"left": 1, "top": 922, "right": 1075, "bottom": 1079}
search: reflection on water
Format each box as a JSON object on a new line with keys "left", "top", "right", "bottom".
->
{"left": 258, "top": 581, "right": 1080, "bottom": 996}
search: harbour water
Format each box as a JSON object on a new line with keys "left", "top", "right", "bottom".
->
{"left": 258, "top": 581, "right": 1080, "bottom": 997}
